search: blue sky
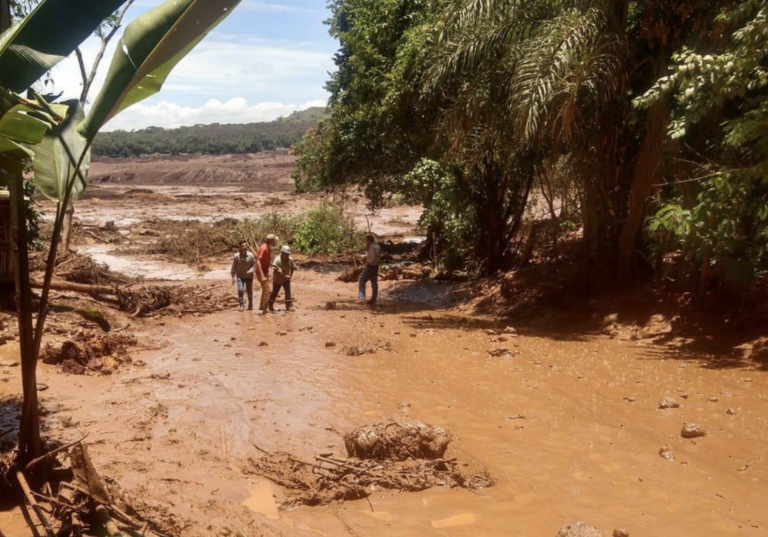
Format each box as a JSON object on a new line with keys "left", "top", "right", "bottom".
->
{"left": 51, "top": 0, "right": 337, "bottom": 130}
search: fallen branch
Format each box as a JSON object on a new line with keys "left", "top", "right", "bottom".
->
{"left": 30, "top": 279, "right": 115, "bottom": 297}
{"left": 16, "top": 471, "right": 55, "bottom": 537}
{"left": 24, "top": 435, "right": 89, "bottom": 474}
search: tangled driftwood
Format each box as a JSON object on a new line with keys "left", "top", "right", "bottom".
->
{"left": 12, "top": 441, "right": 174, "bottom": 537}
{"left": 246, "top": 417, "right": 494, "bottom": 509}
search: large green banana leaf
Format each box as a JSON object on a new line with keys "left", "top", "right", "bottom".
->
{"left": 79, "top": 0, "right": 242, "bottom": 140}
{"left": 32, "top": 99, "right": 89, "bottom": 201}
{"left": 0, "top": 0, "right": 128, "bottom": 93}
{"left": 0, "top": 89, "right": 67, "bottom": 157}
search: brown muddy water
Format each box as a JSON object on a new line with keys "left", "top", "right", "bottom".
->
{"left": 2, "top": 177, "right": 767, "bottom": 536}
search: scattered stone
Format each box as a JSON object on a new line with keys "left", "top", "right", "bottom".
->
{"left": 0, "top": 360, "right": 19, "bottom": 367}
{"left": 623, "top": 396, "right": 636, "bottom": 403}
{"left": 504, "top": 326, "right": 517, "bottom": 335}
{"left": 708, "top": 397, "right": 719, "bottom": 402}
{"left": 325, "top": 342, "right": 337, "bottom": 348}
{"left": 37, "top": 383, "right": 49, "bottom": 392}
{"left": 258, "top": 341, "right": 269, "bottom": 347}
{"left": 613, "top": 530, "right": 630, "bottom": 537}
{"left": 726, "top": 408, "right": 736, "bottom": 416}
{"left": 658, "top": 397, "right": 680, "bottom": 409}
{"left": 325, "top": 301, "right": 337, "bottom": 310}
{"left": 488, "top": 348, "right": 511, "bottom": 358}
{"left": 556, "top": 521, "right": 604, "bottom": 537}
{"left": 506, "top": 414, "right": 526, "bottom": 420}
{"left": 679, "top": 392, "right": 689, "bottom": 399}
{"left": 681, "top": 423, "right": 706, "bottom": 439}
{"left": 277, "top": 331, "right": 288, "bottom": 336}
{"left": 659, "top": 445, "right": 675, "bottom": 460}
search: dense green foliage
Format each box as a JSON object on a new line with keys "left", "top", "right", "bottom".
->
{"left": 94, "top": 108, "right": 326, "bottom": 157}
{"left": 294, "top": 0, "right": 768, "bottom": 287}
{"left": 293, "top": 204, "right": 364, "bottom": 255}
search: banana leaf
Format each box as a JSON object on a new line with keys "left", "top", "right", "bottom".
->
{"left": 32, "top": 99, "right": 89, "bottom": 201}
{"left": 79, "top": 0, "right": 242, "bottom": 140}
{"left": 0, "top": 89, "right": 67, "bottom": 157}
{"left": 0, "top": 0, "right": 129, "bottom": 93}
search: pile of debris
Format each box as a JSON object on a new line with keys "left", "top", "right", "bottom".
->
{"left": 117, "top": 283, "right": 236, "bottom": 317}
{"left": 40, "top": 332, "right": 137, "bottom": 375}
{"left": 8, "top": 440, "right": 178, "bottom": 537}
{"left": 246, "top": 416, "right": 493, "bottom": 508}
{"left": 338, "top": 263, "right": 429, "bottom": 283}
{"left": 342, "top": 339, "right": 394, "bottom": 356}
{"left": 58, "top": 254, "right": 134, "bottom": 287}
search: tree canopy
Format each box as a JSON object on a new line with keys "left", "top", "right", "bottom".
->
{"left": 294, "top": 0, "right": 768, "bottom": 287}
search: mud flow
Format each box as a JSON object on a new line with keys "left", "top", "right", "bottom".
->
{"left": 2, "top": 153, "right": 767, "bottom": 536}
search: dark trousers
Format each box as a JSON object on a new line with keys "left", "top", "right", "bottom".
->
{"left": 358, "top": 265, "right": 379, "bottom": 303}
{"left": 237, "top": 276, "right": 253, "bottom": 307}
{"left": 269, "top": 281, "right": 293, "bottom": 309}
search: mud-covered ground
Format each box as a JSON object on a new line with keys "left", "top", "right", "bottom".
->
{"left": 1, "top": 153, "right": 767, "bottom": 536}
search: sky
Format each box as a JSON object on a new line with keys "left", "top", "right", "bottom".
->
{"left": 49, "top": 0, "right": 337, "bottom": 131}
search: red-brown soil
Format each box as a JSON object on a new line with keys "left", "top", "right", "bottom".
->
{"left": 1, "top": 153, "right": 767, "bottom": 536}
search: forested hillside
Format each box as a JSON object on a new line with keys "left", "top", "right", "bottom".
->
{"left": 294, "top": 0, "right": 768, "bottom": 290}
{"left": 94, "top": 107, "right": 326, "bottom": 157}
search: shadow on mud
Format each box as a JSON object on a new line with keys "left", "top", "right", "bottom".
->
{"left": 373, "top": 274, "right": 768, "bottom": 373}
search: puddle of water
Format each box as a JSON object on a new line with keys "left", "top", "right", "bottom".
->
{"left": 242, "top": 480, "right": 280, "bottom": 520}
{"left": 80, "top": 244, "right": 198, "bottom": 281}
{"left": 430, "top": 513, "right": 477, "bottom": 529}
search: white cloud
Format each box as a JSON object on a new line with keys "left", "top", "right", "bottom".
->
{"left": 240, "top": 1, "right": 324, "bottom": 16}
{"left": 101, "top": 97, "right": 327, "bottom": 131}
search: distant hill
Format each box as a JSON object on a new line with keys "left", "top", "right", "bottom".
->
{"left": 93, "top": 107, "right": 327, "bottom": 158}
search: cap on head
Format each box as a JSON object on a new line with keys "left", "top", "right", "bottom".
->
{"left": 281, "top": 245, "right": 291, "bottom": 254}
{"left": 266, "top": 234, "right": 277, "bottom": 243}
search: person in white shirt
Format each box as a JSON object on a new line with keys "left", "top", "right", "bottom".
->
{"left": 358, "top": 234, "right": 381, "bottom": 306}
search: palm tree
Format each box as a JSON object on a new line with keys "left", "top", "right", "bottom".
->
{"left": 426, "top": 0, "right": 628, "bottom": 271}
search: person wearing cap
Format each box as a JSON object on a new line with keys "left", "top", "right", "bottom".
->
{"left": 269, "top": 245, "right": 297, "bottom": 312}
{"left": 358, "top": 233, "right": 381, "bottom": 306}
{"left": 256, "top": 234, "right": 277, "bottom": 313}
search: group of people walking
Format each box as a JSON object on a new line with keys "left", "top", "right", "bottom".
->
{"left": 230, "top": 233, "right": 381, "bottom": 312}
{"left": 230, "top": 234, "right": 295, "bottom": 313}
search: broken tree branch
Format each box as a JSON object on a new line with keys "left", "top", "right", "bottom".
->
{"left": 16, "top": 471, "right": 55, "bottom": 537}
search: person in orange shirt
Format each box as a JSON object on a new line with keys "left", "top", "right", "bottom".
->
{"left": 255, "top": 234, "right": 277, "bottom": 313}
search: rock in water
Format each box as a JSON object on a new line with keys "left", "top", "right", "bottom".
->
{"left": 681, "top": 423, "right": 706, "bottom": 439}
{"left": 658, "top": 396, "right": 680, "bottom": 409}
{"left": 556, "top": 521, "right": 604, "bottom": 537}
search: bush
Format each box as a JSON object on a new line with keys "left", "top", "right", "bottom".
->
{"left": 231, "top": 213, "right": 299, "bottom": 249}
{"left": 293, "top": 204, "right": 364, "bottom": 255}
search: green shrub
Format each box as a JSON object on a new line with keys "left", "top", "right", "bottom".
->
{"left": 231, "top": 213, "right": 299, "bottom": 249}
{"left": 293, "top": 204, "right": 364, "bottom": 255}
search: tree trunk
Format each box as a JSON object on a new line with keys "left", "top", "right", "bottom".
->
{"left": 617, "top": 96, "right": 669, "bottom": 280}
{"left": 4, "top": 156, "right": 42, "bottom": 463}
{"left": 60, "top": 200, "right": 75, "bottom": 254}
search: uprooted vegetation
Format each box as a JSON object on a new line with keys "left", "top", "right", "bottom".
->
{"left": 147, "top": 205, "right": 364, "bottom": 266}
{"left": 1, "top": 440, "right": 180, "bottom": 537}
{"left": 246, "top": 417, "right": 493, "bottom": 508}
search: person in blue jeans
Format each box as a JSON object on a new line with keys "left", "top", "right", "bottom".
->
{"left": 358, "top": 234, "right": 382, "bottom": 306}
{"left": 230, "top": 240, "right": 256, "bottom": 310}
